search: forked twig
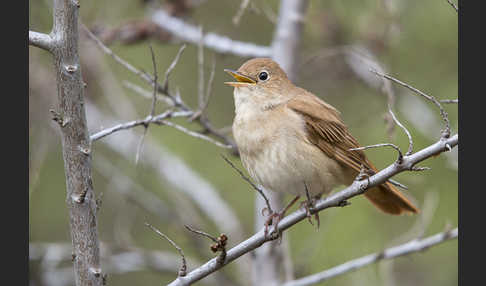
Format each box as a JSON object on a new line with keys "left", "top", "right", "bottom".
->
{"left": 370, "top": 69, "right": 451, "bottom": 139}
{"left": 145, "top": 222, "right": 187, "bottom": 277}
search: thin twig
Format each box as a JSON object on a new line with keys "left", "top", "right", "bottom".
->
{"left": 233, "top": 0, "right": 251, "bottom": 25}
{"left": 371, "top": 69, "right": 451, "bottom": 138}
{"left": 446, "top": 0, "right": 458, "bottom": 12}
{"left": 202, "top": 55, "right": 216, "bottom": 113}
{"left": 220, "top": 154, "right": 273, "bottom": 214}
{"left": 145, "top": 222, "right": 187, "bottom": 277}
{"left": 158, "top": 120, "right": 233, "bottom": 149}
{"left": 122, "top": 80, "right": 173, "bottom": 105}
{"left": 197, "top": 27, "right": 205, "bottom": 111}
{"left": 440, "top": 99, "right": 458, "bottom": 104}
{"left": 185, "top": 225, "right": 228, "bottom": 265}
{"left": 282, "top": 228, "right": 458, "bottom": 286}
{"left": 148, "top": 45, "right": 159, "bottom": 117}
{"left": 350, "top": 143, "right": 403, "bottom": 164}
{"left": 185, "top": 225, "right": 219, "bottom": 243}
{"left": 135, "top": 46, "right": 159, "bottom": 164}
{"left": 389, "top": 108, "right": 414, "bottom": 155}
{"left": 162, "top": 44, "right": 187, "bottom": 92}
{"left": 90, "top": 110, "right": 192, "bottom": 142}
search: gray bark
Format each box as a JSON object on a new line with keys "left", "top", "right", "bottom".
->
{"left": 30, "top": 0, "right": 103, "bottom": 285}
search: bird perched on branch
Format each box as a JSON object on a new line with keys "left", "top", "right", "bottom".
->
{"left": 224, "top": 58, "right": 418, "bottom": 234}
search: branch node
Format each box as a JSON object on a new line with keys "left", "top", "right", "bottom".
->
{"left": 78, "top": 145, "right": 91, "bottom": 155}
{"left": 50, "top": 109, "right": 70, "bottom": 127}
{"left": 64, "top": 64, "right": 78, "bottom": 73}
{"left": 72, "top": 0, "right": 80, "bottom": 8}
{"left": 71, "top": 190, "right": 87, "bottom": 204}
{"left": 89, "top": 267, "right": 102, "bottom": 277}
{"left": 184, "top": 225, "right": 227, "bottom": 265}
{"left": 338, "top": 200, "right": 351, "bottom": 207}
{"left": 411, "top": 166, "right": 431, "bottom": 172}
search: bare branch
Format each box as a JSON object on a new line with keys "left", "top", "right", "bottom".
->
{"left": 41, "top": 1, "right": 104, "bottom": 285}
{"left": 90, "top": 110, "right": 191, "bottom": 142}
{"left": 185, "top": 225, "right": 219, "bottom": 243}
{"left": 272, "top": 0, "right": 309, "bottom": 81}
{"left": 166, "top": 133, "right": 458, "bottom": 286}
{"left": 162, "top": 44, "right": 187, "bottom": 92}
{"left": 148, "top": 45, "right": 159, "bottom": 117}
{"left": 233, "top": 0, "right": 251, "bottom": 26}
{"left": 122, "top": 81, "right": 172, "bottom": 105}
{"left": 282, "top": 228, "right": 458, "bottom": 286}
{"left": 84, "top": 24, "right": 237, "bottom": 150}
{"left": 135, "top": 45, "right": 160, "bottom": 164}
{"left": 370, "top": 69, "right": 451, "bottom": 138}
{"left": 389, "top": 108, "right": 414, "bottom": 155}
{"left": 440, "top": 99, "right": 458, "bottom": 104}
{"left": 221, "top": 154, "right": 273, "bottom": 214}
{"left": 145, "top": 222, "right": 187, "bottom": 277}
{"left": 29, "top": 30, "right": 55, "bottom": 53}
{"left": 151, "top": 9, "right": 272, "bottom": 58}
{"left": 446, "top": 0, "right": 458, "bottom": 12}
{"left": 202, "top": 55, "right": 216, "bottom": 113}
{"left": 185, "top": 225, "right": 228, "bottom": 265}
{"left": 158, "top": 120, "right": 233, "bottom": 149}
{"left": 350, "top": 143, "right": 403, "bottom": 164}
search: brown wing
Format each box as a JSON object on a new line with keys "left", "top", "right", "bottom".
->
{"left": 287, "top": 90, "right": 372, "bottom": 174}
{"left": 287, "top": 90, "right": 419, "bottom": 215}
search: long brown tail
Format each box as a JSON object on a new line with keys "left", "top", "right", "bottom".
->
{"left": 364, "top": 181, "right": 419, "bottom": 215}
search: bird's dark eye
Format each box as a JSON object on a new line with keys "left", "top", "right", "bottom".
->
{"left": 258, "top": 71, "right": 269, "bottom": 81}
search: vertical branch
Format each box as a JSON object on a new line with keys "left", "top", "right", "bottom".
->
{"left": 252, "top": 1, "right": 309, "bottom": 285}
{"left": 50, "top": 0, "right": 102, "bottom": 285}
{"left": 272, "top": 0, "right": 309, "bottom": 82}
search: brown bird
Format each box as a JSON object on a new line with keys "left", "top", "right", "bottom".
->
{"left": 224, "top": 58, "right": 418, "bottom": 232}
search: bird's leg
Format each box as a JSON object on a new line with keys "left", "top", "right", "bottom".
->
{"left": 300, "top": 183, "right": 320, "bottom": 229}
{"left": 264, "top": 195, "right": 300, "bottom": 238}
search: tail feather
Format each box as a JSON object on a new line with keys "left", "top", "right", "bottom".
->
{"left": 364, "top": 181, "right": 419, "bottom": 215}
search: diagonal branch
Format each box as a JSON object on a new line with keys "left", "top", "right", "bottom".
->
{"left": 167, "top": 133, "right": 457, "bottom": 286}
{"left": 282, "top": 227, "right": 458, "bottom": 286}
{"left": 446, "top": 0, "right": 459, "bottom": 12}
{"left": 145, "top": 222, "right": 187, "bottom": 277}
{"left": 151, "top": 9, "right": 272, "bottom": 58}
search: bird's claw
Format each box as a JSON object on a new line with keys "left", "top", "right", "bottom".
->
{"left": 300, "top": 199, "right": 320, "bottom": 229}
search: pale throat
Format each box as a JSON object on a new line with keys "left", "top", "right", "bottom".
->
{"left": 233, "top": 86, "right": 285, "bottom": 117}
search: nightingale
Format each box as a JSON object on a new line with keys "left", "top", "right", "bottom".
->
{"left": 224, "top": 58, "right": 419, "bottom": 231}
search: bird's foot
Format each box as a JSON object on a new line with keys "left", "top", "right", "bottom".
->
{"left": 263, "top": 211, "right": 284, "bottom": 240}
{"left": 262, "top": 195, "right": 301, "bottom": 239}
{"left": 299, "top": 198, "right": 320, "bottom": 229}
{"left": 301, "top": 182, "right": 320, "bottom": 229}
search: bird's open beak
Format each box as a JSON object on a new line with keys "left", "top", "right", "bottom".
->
{"left": 224, "top": 69, "right": 256, "bottom": 87}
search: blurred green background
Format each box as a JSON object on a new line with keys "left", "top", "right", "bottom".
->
{"left": 29, "top": 0, "right": 457, "bottom": 285}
